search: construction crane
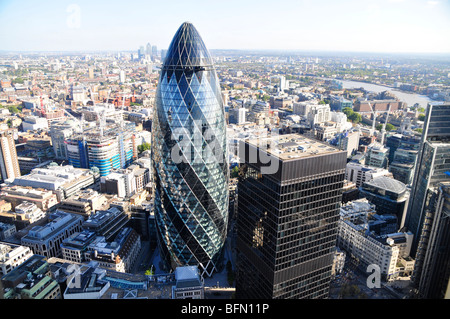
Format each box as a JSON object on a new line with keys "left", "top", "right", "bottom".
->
{"left": 40, "top": 96, "right": 46, "bottom": 116}
{"left": 367, "top": 101, "right": 378, "bottom": 137}
{"left": 380, "top": 105, "right": 391, "bottom": 145}
{"left": 89, "top": 86, "right": 96, "bottom": 106}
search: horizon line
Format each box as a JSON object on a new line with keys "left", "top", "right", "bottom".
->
{"left": 1, "top": 49, "right": 450, "bottom": 57}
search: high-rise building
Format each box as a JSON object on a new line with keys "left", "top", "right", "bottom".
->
{"left": 0, "top": 130, "right": 20, "bottom": 182}
{"left": 151, "top": 45, "right": 157, "bottom": 58}
{"left": 138, "top": 46, "right": 145, "bottom": 59}
{"left": 235, "top": 134, "right": 347, "bottom": 299}
{"left": 152, "top": 22, "right": 229, "bottom": 276}
{"left": 412, "top": 182, "right": 450, "bottom": 299}
{"left": 49, "top": 119, "right": 80, "bottom": 160}
{"left": 160, "top": 49, "right": 167, "bottom": 61}
{"left": 119, "top": 70, "right": 126, "bottom": 83}
{"left": 359, "top": 176, "right": 410, "bottom": 230}
{"left": 65, "top": 123, "right": 135, "bottom": 177}
{"left": 365, "top": 142, "right": 389, "bottom": 169}
{"left": 404, "top": 103, "right": 450, "bottom": 256}
{"left": 387, "top": 133, "right": 420, "bottom": 185}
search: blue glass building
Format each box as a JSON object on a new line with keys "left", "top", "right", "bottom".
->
{"left": 65, "top": 124, "right": 135, "bottom": 177}
{"left": 152, "top": 22, "right": 229, "bottom": 276}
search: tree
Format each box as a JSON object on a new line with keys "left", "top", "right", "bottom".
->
{"left": 6, "top": 105, "right": 22, "bottom": 114}
{"left": 348, "top": 112, "right": 362, "bottom": 124}
{"left": 342, "top": 107, "right": 353, "bottom": 117}
{"left": 137, "top": 142, "right": 151, "bottom": 154}
{"left": 385, "top": 123, "right": 395, "bottom": 131}
{"left": 145, "top": 264, "right": 155, "bottom": 276}
{"left": 12, "top": 77, "right": 24, "bottom": 84}
{"left": 418, "top": 114, "right": 425, "bottom": 121}
{"left": 230, "top": 166, "right": 239, "bottom": 178}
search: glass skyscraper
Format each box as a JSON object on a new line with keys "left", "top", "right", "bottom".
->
{"left": 405, "top": 103, "right": 450, "bottom": 257}
{"left": 152, "top": 22, "right": 229, "bottom": 276}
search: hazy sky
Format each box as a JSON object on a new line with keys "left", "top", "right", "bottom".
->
{"left": 1, "top": 0, "right": 449, "bottom": 53}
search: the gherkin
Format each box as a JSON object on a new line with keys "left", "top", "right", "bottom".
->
{"left": 152, "top": 22, "right": 229, "bottom": 276}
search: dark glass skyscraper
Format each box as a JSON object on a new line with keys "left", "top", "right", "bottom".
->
{"left": 152, "top": 22, "right": 229, "bottom": 276}
{"left": 412, "top": 182, "right": 450, "bottom": 299}
{"left": 235, "top": 134, "right": 347, "bottom": 299}
{"left": 404, "top": 103, "right": 450, "bottom": 256}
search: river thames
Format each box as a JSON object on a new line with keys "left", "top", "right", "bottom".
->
{"left": 328, "top": 78, "right": 433, "bottom": 108}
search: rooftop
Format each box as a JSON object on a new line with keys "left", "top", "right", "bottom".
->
{"left": 245, "top": 133, "right": 341, "bottom": 161}
{"left": 363, "top": 176, "right": 407, "bottom": 195}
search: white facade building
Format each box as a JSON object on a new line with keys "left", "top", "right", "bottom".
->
{"left": 14, "top": 201, "right": 46, "bottom": 224}
{"left": 345, "top": 162, "right": 392, "bottom": 188}
{"left": 0, "top": 244, "right": 34, "bottom": 276}
{"left": 337, "top": 214, "right": 399, "bottom": 281}
{"left": 21, "top": 116, "right": 48, "bottom": 132}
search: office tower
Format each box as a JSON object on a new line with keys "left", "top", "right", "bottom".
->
{"left": 412, "top": 182, "right": 450, "bottom": 299}
{"left": 228, "top": 107, "right": 247, "bottom": 125}
{"left": 119, "top": 70, "right": 126, "bottom": 83}
{"left": 404, "top": 103, "right": 450, "bottom": 256}
{"left": 365, "top": 142, "right": 389, "bottom": 169}
{"left": 160, "top": 49, "right": 167, "bottom": 62}
{"left": 0, "top": 130, "right": 20, "bottom": 182}
{"left": 336, "top": 130, "right": 360, "bottom": 158}
{"left": 151, "top": 45, "right": 157, "bottom": 58}
{"left": 70, "top": 85, "right": 85, "bottom": 102}
{"left": 329, "top": 95, "right": 353, "bottom": 112}
{"left": 21, "top": 211, "right": 84, "bottom": 259}
{"left": 359, "top": 176, "right": 409, "bottom": 230}
{"left": 49, "top": 119, "right": 80, "bottom": 160}
{"left": 387, "top": 134, "right": 420, "bottom": 185}
{"left": 152, "top": 22, "right": 229, "bottom": 276}
{"left": 146, "top": 42, "right": 152, "bottom": 55}
{"left": 138, "top": 46, "right": 145, "bottom": 58}
{"left": 82, "top": 206, "right": 128, "bottom": 241}
{"left": 65, "top": 124, "right": 135, "bottom": 177}
{"left": 235, "top": 134, "right": 346, "bottom": 299}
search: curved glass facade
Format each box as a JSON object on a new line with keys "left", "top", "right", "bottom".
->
{"left": 152, "top": 22, "right": 229, "bottom": 276}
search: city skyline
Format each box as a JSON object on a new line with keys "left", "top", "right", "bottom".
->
{"left": 0, "top": 0, "right": 450, "bottom": 302}
{"left": 1, "top": 0, "right": 450, "bottom": 54}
